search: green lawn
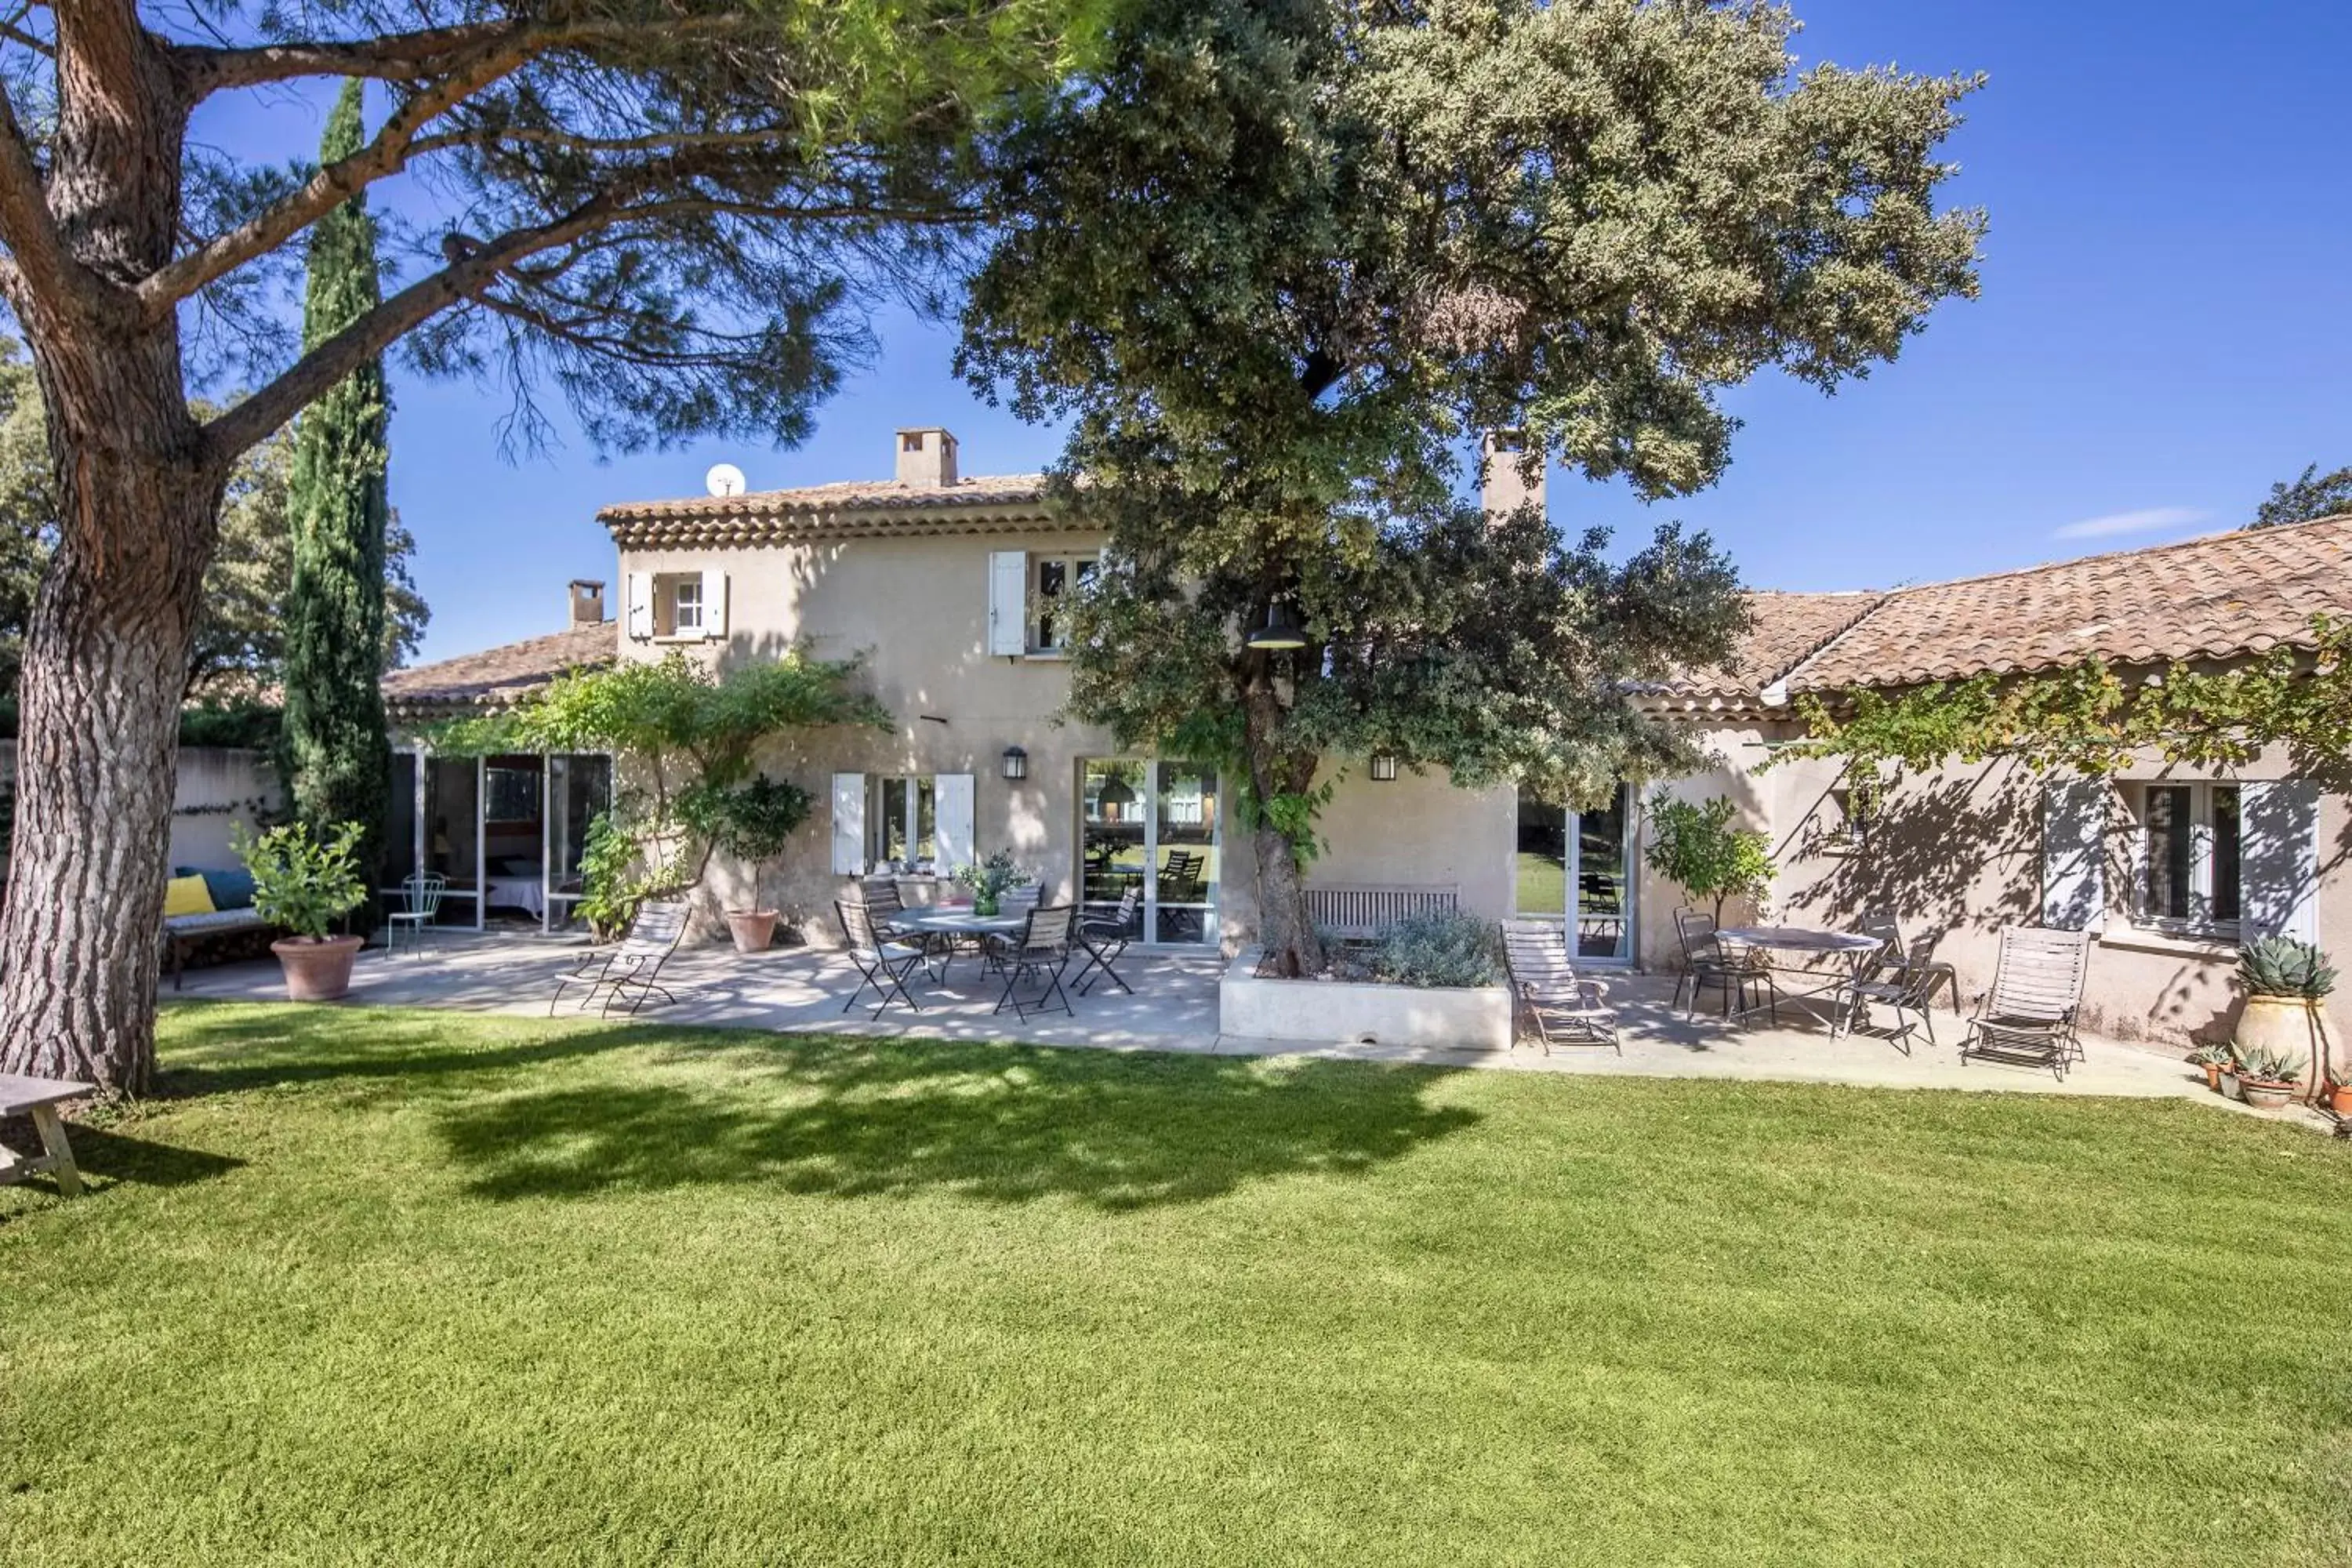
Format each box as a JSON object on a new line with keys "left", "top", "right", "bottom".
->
{"left": 5, "top": 1005, "right": 2350, "bottom": 1566}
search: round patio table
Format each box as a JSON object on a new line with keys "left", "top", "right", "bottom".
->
{"left": 888, "top": 906, "right": 1030, "bottom": 985}
{"left": 1715, "top": 925, "right": 1886, "bottom": 1034}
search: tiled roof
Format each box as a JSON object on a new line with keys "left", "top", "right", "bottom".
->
{"left": 1653, "top": 514, "right": 2352, "bottom": 710}
{"left": 1661, "top": 590, "right": 1884, "bottom": 706}
{"left": 383, "top": 622, "right": 615, "bottom": 715}
{"left": 600, "top": 473, "right": 1069, "bottom": 550}
{"left": 1789, "top": 514, "right": 2352, "bottom": 691}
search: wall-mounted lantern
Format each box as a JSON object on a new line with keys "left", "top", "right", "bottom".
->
{"left": 1002, "top": 746, "right": 1029, "bottom": 782}
{"left": 1369, "top": 753, "right": 1399, "bottom": 782}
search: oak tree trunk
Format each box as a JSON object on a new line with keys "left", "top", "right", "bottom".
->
{"left": 1244, "top": 684, "right": 1326, "bottom": 979}
{"left": 0, "top": 341, "right": 220, "bottom": 1096}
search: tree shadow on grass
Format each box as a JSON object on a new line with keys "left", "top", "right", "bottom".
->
{"left": 434, "top": 1040, "right": 1482, "bottom": 1212}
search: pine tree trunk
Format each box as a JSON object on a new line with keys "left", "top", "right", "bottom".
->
{"left": 0, "top": 372, "right": 220, "bottom": 1095}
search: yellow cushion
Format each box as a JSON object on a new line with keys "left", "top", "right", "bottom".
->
{"left": 162, "top": 873, "right": 216, "bottom": 918}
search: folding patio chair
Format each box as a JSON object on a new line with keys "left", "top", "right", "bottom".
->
{"left": 991, "top": 904, "right": 1078, "bottom": 1021}
{"left": 547, "top": 899, "right": 688, "bottom": 1018}
{"left": 1502, "top": 920, "right": 1619, "bottom": 1054}
{"left": 1071, "top": 885, "right": 1142, "bottom": 996}
{"left": 1958, "top": 925, "right": 2093, "bottom": 1080}
{"left": 1674, "top": 908, "right": 1775, "bottom": 1022}
{"left": 1842, "top": 913, "right": 1958, "bottom": 1051}
{"left": 834, "top": 898, "right": 929, "bottom": 1019}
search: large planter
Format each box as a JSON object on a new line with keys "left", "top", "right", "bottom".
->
{"left": 270, "top": 935, "right": 363, "bottom": 1002}
{"left": 2234, "top": 993, "right": 2335, "bottom": 1101}
{"left": 724, "top": 909, "right": 779, "bottom": 954}
{"left": 2240, "top": 1076, "right": 2298, "bottom": 1112}
{"left": 1220, "top": 950, "right": 1512, "bottom": 1051}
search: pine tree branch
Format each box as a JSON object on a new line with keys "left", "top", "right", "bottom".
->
{"left": 0, "top": 87, "right": 90, "bottom": 315}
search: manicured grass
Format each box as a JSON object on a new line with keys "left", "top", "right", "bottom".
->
{"left": 5, "top": 1005, "right": 2351, "bottom": 1566}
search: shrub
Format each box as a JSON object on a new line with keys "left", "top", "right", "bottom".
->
{"left": 1643, "top": 790, "right": 1772, "bottom": 923}
{"left": 2237, "top": 936, "right": 2336, "bottom": 1000}
{"left": 1372, "top": 910, "right": 1501, "bottom": 989}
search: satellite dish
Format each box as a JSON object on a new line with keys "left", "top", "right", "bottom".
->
{"left": 705, "top": 462, "right": 747, "bottom": 498}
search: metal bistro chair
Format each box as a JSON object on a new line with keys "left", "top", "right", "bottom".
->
{"left": 548, "top": 899, "right": 689, "bottom": 1018}
{"left": 834, "top": 898, "right": 929, "bottom": 1019}
{"left": 386, "top": 872, "right": 447, "bottom": 958}
{"left": 1071, "top": 885, "right": 1142, "bottom": 997}
{"left": 1959, "top": 926, "right": 2094, "bottom": 1080}
{"left": 1673, "top": 908, "right": 1776, "bottom": 1022}
{"left": 1502, "top": 920, "right": 1619, "bottom": 1055}
{"left": 1843, "top": 913, "right": 1961, "bottom": 1051}
{"left": 992, "top": 904, "right": 1079, "bottom": 1021}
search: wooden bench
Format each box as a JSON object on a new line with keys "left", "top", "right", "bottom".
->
{"left": 162, "top": 909, "right": 274, "bottom": 991}
{"left": 0, "top": 1073, "right": 93, "bottom": 1197}
{"left": 1304, "top": 883, "right": 1461, "bottom": 944}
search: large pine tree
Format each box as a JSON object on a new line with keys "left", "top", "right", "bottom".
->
{"left": 281, "top": 81, "right": 394, "bottom": 883}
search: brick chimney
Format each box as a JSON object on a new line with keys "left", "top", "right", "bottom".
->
{"left": 1479, "top": 430, "right": 1544, "bottom": 521}
{"left": 568, "top": 579, "right": 606, "bottom": 626}
{"left": 895, "top": 426, "right": 959, "bottom": 488}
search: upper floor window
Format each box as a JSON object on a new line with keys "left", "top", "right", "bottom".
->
{"left": 629, "top": 569, "right": 727, "bottom": 641}
{"left": 1031, "top": 555, "right": 1098, "bottom": 653}
{"left": 2133, "top": 782, "right": 2240, "bottom": 937}
{"left": 668, "top": 575, "right": 703, "bottom": 635}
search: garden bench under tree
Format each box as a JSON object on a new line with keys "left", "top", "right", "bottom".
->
{"left": 0, "top": 1073, "right": 93, "bottom": 1197}
{"left": 1303, "top": 884, "right": 1460, "bottom": 946}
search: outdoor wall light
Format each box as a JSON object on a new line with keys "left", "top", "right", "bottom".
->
{"left": 1245, "top": 602, "right": 1308, "bottom": 651}
{"left": 1369, "top": 753, "right": 1399, "bottom": 782}
{"left": 1001, "top": 746, "right": 1028, "bottom": 782}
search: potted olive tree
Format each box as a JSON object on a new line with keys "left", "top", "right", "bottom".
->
{"left": 234, "top": 820, "right": 369, "bottom": 1001}
{"left": 2234, "top": 936, "right": 2336, "bottom": 1102}
{"left": 687, "top": 775, "right": 813, "bottom": 954}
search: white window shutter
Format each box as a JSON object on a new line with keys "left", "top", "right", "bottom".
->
{"left": 934, "top": 773, "right": 975, "bottom": 872}
{"left": 986, "top": 550, "right": 1029, "bottom": 656}
{"left": 2042, "top": 775, "right": 2109, "bottom": 932}
{"left": 700, "top": 568, "right": 728, "bottom": 640}
{"left": 830, "top": 772, "right": 866, "bottom": 876}
{"left": 2240, "top": 779, "right": 2319, "bottom": 943}
{"left": 625, "top": 572, "right": 652, "bottom": 639}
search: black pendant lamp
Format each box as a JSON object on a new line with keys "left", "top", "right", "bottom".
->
{"left": 1245, "top": 601, "right": 1308, "bottom": 651}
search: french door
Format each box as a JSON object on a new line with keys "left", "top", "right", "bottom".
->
{"left": 1515, "top": 783, "right": 1633, "bottom": 964}
{"left": 1081, "top": 758, "right": 1221, "bottom": 946}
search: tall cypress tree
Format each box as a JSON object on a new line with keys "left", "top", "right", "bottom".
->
{"left": 282, "top": 80, "right": 394, "bottom": 883}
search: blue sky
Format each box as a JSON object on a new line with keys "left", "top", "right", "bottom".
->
{"left": 208, "top": 1, "right": 2352, "bottom": 662}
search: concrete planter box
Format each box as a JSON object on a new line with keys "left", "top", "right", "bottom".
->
{"left": 1220, "top": 950, "right": 1512, "bottom": 1051}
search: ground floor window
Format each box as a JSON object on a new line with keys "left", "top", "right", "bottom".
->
{"left": 870, "top": 775, "right": 938, "bottom": 873}
{"left": 2132, "top": 782, "right": 2241, "bottom": 937}
{"left": 1081, "top": 758, "right": 1220, "bottom": 946}
{"left": 1515, "top": 783, "right": 1633, "bottom": 962}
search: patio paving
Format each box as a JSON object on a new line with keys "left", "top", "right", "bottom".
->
{"left": 169, "top": 932, "right": 2334, "bottom": 1124}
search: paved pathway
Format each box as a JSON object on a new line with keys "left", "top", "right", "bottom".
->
{"left": 170, "top": 933, "right": 2339, "bottom": 1129}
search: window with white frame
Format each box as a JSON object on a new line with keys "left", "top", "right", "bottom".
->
{"left": 2132, "top": 782, "right": 2241, "bottom": 936}
{"left": 869, "top": 776, "right": 938, "bottom": 870}
{"left": 668, "top": 575, "right": 702, "bottom": 634}
{"left": 1029, "top": 555, "right": 1098, "bottom": 653}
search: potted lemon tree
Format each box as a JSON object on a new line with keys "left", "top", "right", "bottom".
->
{"left": 234, "top": 820, "right": 370, "bottom": 1001}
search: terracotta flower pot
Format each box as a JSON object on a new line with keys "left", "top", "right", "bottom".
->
{"left": 2198, "top": 1062, "right": 2222, "bottom": 1092}
{"left": 724, "top": 909, "right": 779, "bottom": 954}
{"left": 2329, "top": 1083, "right": 2352, "bottom": 1117}
{"left": 2235, "top": 993, "right": 2333, "bottom": 1101}
{"left": 270, "top": 935, "right": 363, "bottom": 1002}
{"left": 2239, "top": 1077, "right": 2297, "bottom": 1112}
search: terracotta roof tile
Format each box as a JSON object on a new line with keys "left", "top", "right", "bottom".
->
{"left": 1659, "top": 590, "right": 1885, "bottom": 704}
{"left": 383, "top": 622, "right": 615, "bottom": 714}
{"left": 1788, "top": 513, "right": 2352, "bottom": 691}
{"left": 600, "top": 473, "right": 1068, "bottom": 550}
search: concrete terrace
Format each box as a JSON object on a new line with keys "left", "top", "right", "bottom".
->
{"left": 164, "top": 931, "right": 2336, "bottom": 1126}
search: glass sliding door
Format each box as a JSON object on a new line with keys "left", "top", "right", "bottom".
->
{"left": 382, "top": 750, "right": 421, "bottom": 911}
{"left": 1515, "top": 783, "right": 1632, "bottom": 964}
{"left": 424, "top": 754, "right": 483, "bottom": 928}
{"left": 545, "top": 753, "right": 613, "bottom": 931}
{"left": 1081, "top": 758, "right": 1218, "bottom": 946}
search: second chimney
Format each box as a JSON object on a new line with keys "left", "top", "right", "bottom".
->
{"left": 895, "top": 426, "right": 959, "bottom": 488}
{"left": 569, "top": 579, "right": 607, "bottom": 626}
{"left": 1479, "top": 430, "right": 1544, "bottom": 521}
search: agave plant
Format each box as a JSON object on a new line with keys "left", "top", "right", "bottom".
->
{"left": 2237, "top": 936, "right": 2337, "bottom": 1000}
{"left": 2233, "top": 1044, "right": 2307, "bottom": 1086}
{"left": 2186, "top": 1041, "right": 2236, "bottom": 1068}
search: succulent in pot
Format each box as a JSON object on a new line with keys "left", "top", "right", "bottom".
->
{"left": 2234, "top": 936, "right": 2336, "bottom": 1102}
{"left": 2232, "top": 1044, "right": 2307, "bottom": 1112}
{"left": 234, "top": 820, "right": 370, "bottom": 1001}
{"left": 2185, "top": 1040, "right": 2235, "bottom": 1093}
